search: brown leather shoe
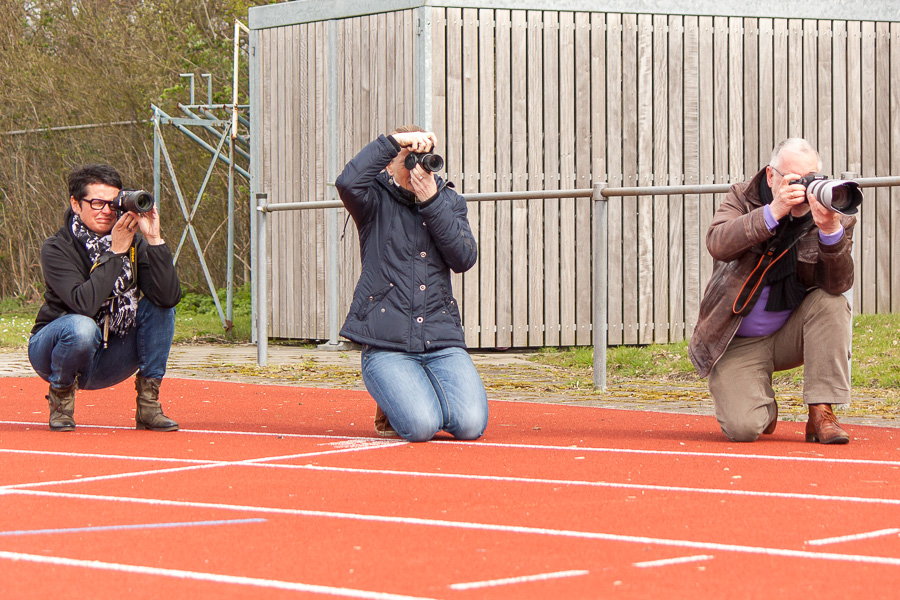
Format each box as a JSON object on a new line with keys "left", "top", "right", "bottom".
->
{"left": 763, "top": 402, "right": 778, "bottom": 435}
{"left": 374, "top": 405, "right": 399, "bottom": 438}
{"left": 806, "top": 403, "right": 850, "bottom": 444}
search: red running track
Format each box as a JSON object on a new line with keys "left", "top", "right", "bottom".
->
{"left": 1, "top": 376, "right": 899, "bottom": 599}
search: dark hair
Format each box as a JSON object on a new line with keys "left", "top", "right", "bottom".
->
{"left": 67, "top": 164, "right": 123, "bottom": 201}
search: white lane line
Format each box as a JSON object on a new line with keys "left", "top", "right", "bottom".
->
{"left": 279, "top": 464, "right": 900, "bottom": 508}
{"left": 449, "top": 569, "right": 589, "bottom": 590}
{"left": 0, "top": 550, "right": 439, "bottom": 600}
{"left": 806, "top": 528, "right": 900, "bottom": 547}
{"left": 0, "top": 448, "right": 217, "bottom": 465}
{"left": 9, "top": 489, "right": 900, "bottom": 568}
{"left": 0, "top": 443, "right": 405, "bottom": 492}
{"left": 3, "top": 419, "right": 899, "bottom": 468}
{"left": 633, "top": 554, "right": 714, "bottom": 568}
{"left": 0, "top": 518, "right": 266, "bottom": 537}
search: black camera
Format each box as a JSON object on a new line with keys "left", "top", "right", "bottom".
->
{"left": 404, "top": 152, "right": 444, "bottom": 173}
{"left": 112, "top": 189, "right": 155, "bottom": 214}
{"left": 789, "top": 173, "right": 862, "bottom": 216}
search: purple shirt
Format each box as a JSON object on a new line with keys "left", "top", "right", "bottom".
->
{"left": 735, "top": 205, "right": 844, "bottom": 337}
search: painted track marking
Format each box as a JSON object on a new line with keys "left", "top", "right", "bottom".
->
{"left": 9, "top": 489, "right": 900, "bottom": 568}
{"left": 633, "top": 555, "right": 715, "bottom": 568}
{"left": 0, "top": 518, "right": 266, "bottom": 537}
{"left": 4, "top": 419, "right": 900, "bottom": 467}
{"left": 449, "top": 569, "right": 590, "bottom": 590}
{"left": 806, "top": 528, "right": 900, "bottom": 546}
{"left": 0, "top": 550, "right": 439, "bottom": 600}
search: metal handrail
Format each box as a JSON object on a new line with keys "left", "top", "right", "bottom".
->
{"left": 255, "top": 173, "right": 896, "bottom": 390}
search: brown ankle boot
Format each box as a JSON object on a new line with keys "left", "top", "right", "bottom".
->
{"left": 47, "top": 382, "right": 77, "bottom": 431}
{"left": 806, "top": 403, "right": 850, "bottom": 444}
{"left": 135, "top": 375, "right": 179, "bottom": 431}
{"left": 374, "top": 405, "right": 398, "bottom": 438}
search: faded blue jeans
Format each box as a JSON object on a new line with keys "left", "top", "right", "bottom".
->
{"left": 361, "top": 345, "right": 489, "bottom": 442}
{"left": 28, "top": 297, "right": 176, "bottom": 390}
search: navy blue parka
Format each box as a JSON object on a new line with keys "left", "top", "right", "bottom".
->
{"left": 336, "top": 134, "right": 477, "bottom": 352}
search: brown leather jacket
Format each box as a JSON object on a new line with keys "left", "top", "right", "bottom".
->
{"left": 688, "top": 167, "right": 856, "bottom": 377}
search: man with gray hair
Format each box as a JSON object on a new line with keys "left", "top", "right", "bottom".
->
{"left": 689, "top": 138, "right": 856, "bottom": 444}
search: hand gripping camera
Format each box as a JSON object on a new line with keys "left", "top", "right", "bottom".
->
{"left": 112, "top": 189, "right": 155, "bottom": 214}
{"left": 404, "top": 151, "right": 445, "bottom": 173}
{"left": 789, "top": 174, "right": 863, "bottom": 215}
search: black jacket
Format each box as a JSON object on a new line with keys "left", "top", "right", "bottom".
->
{"left": 336, "top": 135, "right": 477, "bottom": 352}
{"left": 32, "top": 208, "right": 182, "bottom": 335}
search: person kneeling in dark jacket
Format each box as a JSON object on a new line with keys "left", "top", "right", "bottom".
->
{"left": 335, "top": 126, "right": 489, "bottom": 443}
{"left": 28, "top": 164, "right": 182, "bottom": 432}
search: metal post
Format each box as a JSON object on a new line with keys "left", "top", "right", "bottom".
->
{"left": 841, "top": 171, "right": 857, "bottom": 393}
{"left": 414, "top": 6, "right": 434, "bottom": 131}
{"left": 592, "top": 181, "right": 609, "bottom": 391}
{"left": 256, "top": 193, "right": 269, "bottom": 367}
{"left": 318, "top": 19, "right": 349, "bottom": 351}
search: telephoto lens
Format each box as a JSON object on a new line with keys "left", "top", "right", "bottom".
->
{"left": 113, "top": 189, "right": 155, "bottom": 214}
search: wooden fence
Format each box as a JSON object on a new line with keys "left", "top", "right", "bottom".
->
{"left": 250, "top": 2, "right": 900, "bottom": 348}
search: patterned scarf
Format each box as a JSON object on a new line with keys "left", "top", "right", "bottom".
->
{"left": 70, "top": 213, "right": 139, "bottom": 336}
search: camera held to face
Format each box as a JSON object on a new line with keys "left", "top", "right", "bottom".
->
{"left": 404, "top": 151, "right": 444, "bottom": 173}
{"left": 789, "top": 173, "right": 862, "bottom": 216}
{"left": 112, "top": 189, "right": 155, "bottom": 214}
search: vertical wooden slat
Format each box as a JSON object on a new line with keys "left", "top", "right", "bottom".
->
{"left": 875, "top": 21, "right": 890, "bottom": 313}
{"left": 698, "top": 16, "right": 715, "bottom": 290}
{"left": 461, "top": 8, "right": 479, "bottom": 347}
{"left": 574, "top": 11, "right": 592, "bottom": 346}
{"left": 773, "top": 19, "right": 789, "bottom": 142}
{"left": 495, "top": 9, "right": 512, "bottom": 348}
{"left": 802, "top": 19, "right": 818, "bottom": 147}
{"left": 637, "top": 13, "right": 654, "bottom": 345}
{"left": 478, "top": 8, "right": 497, "bottom": 348}
{"left": 668, "top": 15, "right": 685, "bottom": 343}
{"left": 527, "top": 10, "right": 545, "bottom": 345}
{"left": 846, "top": 21, "right": 862, "bottom": 311}
{"left": 787, "top": 19, "right": 803, "bottom": 137}
{"left": 683, "top": 16, "right": 700, "bottom": 337}
{"left": 860, "top": 21, "right": 876, "bottom": 314}
{"left": 445, "top": 8, "right": 464, "bottom": 339}
{"left": 558, "top": 11, "right": 577, "bottom": 347}
{"left": 590, "top": 12, "right": 607, "bottom": 346}
{"left": 621, "top": 13, "right": 638, "bottom": 345}
{"left": 817, "top": 21, "right": 833, "bottom": 176}
{"left": 543, "top": 11, "right": 561, "bottom": 347}
{"left": 758, "top": 19, "right": 774, "bottom": 172}
{"left": 606, "top": 13, "right": 623, "bottom": 345}
{"left": 432, "top": 9, "right": 447, "bottom": 158}
{"left": 510, "top": 10, "right": 528, "bottom": 347}
{"left": 831, "top": 20, "right": 848, "bottom": 179}
{"left": 314, "top": 22, "right": 327, "bottom": 339}
{"left": 892, "top": 23, "right": 900, "bottom": 314}
{"left": 728, "top": 17, "right": 744, "bottom": 182}
{"left": 743, "top": 17, "right": 759, "bottom": 173}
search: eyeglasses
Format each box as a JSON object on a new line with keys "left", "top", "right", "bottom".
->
{"left": 82, "top": 198, "right": 115, "bottom": 211}
{"left": 769, "top": 165, "right": 787, "bottom": 178}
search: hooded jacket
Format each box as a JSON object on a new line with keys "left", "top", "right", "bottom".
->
{"left": 688, "top": 167, "right": 856, "bottom": 377}
{"left": 336, "top": 135, "right": 477, "bottom": 352}
{"left": 32, "top": 207, "right": 182, "bottom": 336}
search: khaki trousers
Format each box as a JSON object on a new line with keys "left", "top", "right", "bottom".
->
{"left": 709, "top": 289, "right": 852, "bottom": 442}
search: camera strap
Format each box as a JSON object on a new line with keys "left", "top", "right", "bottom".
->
{"left": 732, "top": 220, "right": 814, "bottom": 316}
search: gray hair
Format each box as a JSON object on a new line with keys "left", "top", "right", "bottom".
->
{"left": 770, "top": 138, "right": 822, "bottom": 172}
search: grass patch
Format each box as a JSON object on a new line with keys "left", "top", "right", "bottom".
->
{"left": 531, "top": 312, "right": 900, "bottom": 391}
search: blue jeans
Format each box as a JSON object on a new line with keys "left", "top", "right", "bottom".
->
{"left": 28, "top": 297, "right": 176, "bottom": 390}
{"left": 361, "top": 345, "right": 489, "bottom": 442}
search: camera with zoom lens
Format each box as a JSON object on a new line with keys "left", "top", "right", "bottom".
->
{"left": 404, "top": 152, "right": 444, "bottom": 173}
{"left": 789, "top": 173, "right": 862, "bottom": 215}
{"left": 112, "top": 189, "right": 155, "bottom": 214}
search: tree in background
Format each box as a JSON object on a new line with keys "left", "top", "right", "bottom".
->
{"left": 0, "top": 0, "right": 269, "bottom": 300}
